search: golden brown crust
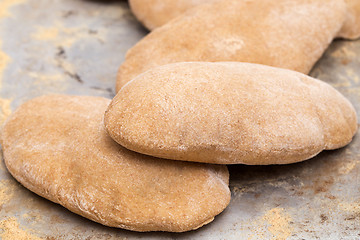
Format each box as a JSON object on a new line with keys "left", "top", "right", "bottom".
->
{"left": 117, "top": 0, "right": 347, "bottom": 91}
{"left": 129, "top": 0, "right": 216, "bottom": 30}
{"left": 338, "top": 0, "right": 360, "bottom": 39}
{"left": 129, "top": 0, "right": 360, "bottom": 38}
{"left": 0, "top": 95, "right": 230, "bottom": 232}
{"left": 107, "top": 62, "right": 358, "bottom": 165}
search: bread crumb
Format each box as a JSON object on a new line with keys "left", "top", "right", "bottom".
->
{"left": 339, "top": 201, "right": 360, "bottom": 213}
{"left": 262, "top": 208, "right": 293, "bottom": 240}
{"left": 32, "top": 22, "right": 107, "bottom": 48}
{"left": 0, "top": 217, "right": 42, "bottom": 240}
{"left": 0, "top": 0, "right": 25, "bottom": 90}
{"left": 0, "top": 0, "right": 26, "bottom": 19}
{"left": 331, "top": 46, "right": 357, "bottom": 58}
{"left": 31, "top": 27, "right": 59, "bottom": 41}
{"left": 0, "top": 40, "right": 11, "bottom": 90}
{"left": 0, "top": 97, "right": 12, "bottom": 125}
{"left": 28, "top": 72, "right": 67, "bottom": 92}
{"left": 0, "top": 180, "right": 15, "bottom": 206}
{"left": 345, "top": 68, "right": 360, "bottom": 83}
{"left": 22, "top": 212, "right": 44, "bottom": 224}
{"left": 338, "top": 160, "right": 358, "bottom": 175}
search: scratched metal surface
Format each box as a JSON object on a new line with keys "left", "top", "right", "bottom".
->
{"left": 0, "top": 0, "right": 359, "bottom": 239}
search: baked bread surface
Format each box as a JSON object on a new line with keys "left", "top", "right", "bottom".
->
{"left": 107, "top": 62, "right": 358, "bottom": 164}
{"left": 0, "top": 95, "right": 230, "bottom": 232}
{"left": 129, "top": 0, "right": 360, "bottom": 37}
{"left": 117, "top": 0, "right": 348, "bottom": 90}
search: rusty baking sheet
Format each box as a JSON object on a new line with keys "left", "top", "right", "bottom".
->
{"left": 0, "top": 0, "right": 359, "bottom": 239}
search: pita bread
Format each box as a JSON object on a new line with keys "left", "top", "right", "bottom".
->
{"left": 107, "top": 62, "right": 358, "bottom": 165}
{"left": 0, "top": 95, "right": 230, "bottom": 232}
{"left": 129, "top": 0, "right": 360, "bottom": 38}
{"left": 117, "top": 0, "right": 347, "bottom": 91}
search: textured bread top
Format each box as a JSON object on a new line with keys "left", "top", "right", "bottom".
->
{"left": 129, "top": 0, "right": 217, "bottom": 30}
{"left": 117, "top": 0, "right": 347, "bottom": 91}
{"left": 107, "top": 62, "right": 358, "bottom": 165}
{"left": 338, "top": 0, "right": 360, "bottom": 39}
{"left": 130, "top": 0, "right": 360, "bottom": 38}
{"left": 0, "top": 95, "right": 230, "bottom": 232}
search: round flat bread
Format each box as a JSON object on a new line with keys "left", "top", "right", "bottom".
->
{"left": 129, "top": 0, "right": 360, "bottom": 39}
{"left": 0, "top": 95, "right": 230, "bottom": 232}
{"left": 106, "top": 62, "right": 358, "bottom": 165}
{"left": 117, "top": 0, "right": 348, "bottom": 91}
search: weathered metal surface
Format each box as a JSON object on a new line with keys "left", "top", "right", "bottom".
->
{"left": 0, "top": 0, "right": 359, "bottom": 239}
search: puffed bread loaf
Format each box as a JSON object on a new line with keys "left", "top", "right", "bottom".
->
{"left": 107, "top": 62, "right": 358, "bottom": 165}
{"left": 0, "top": 95, "right": 230, "bottom": 232}
{"left": 129, "top": 0, "right": 360, "bottom": 38}
{"left": 117, "top": 0, "right": 348, "bottom": 91}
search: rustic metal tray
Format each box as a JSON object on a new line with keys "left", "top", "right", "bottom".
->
{"left": 0, "top": 0, "right": 359, "bottom": 239}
